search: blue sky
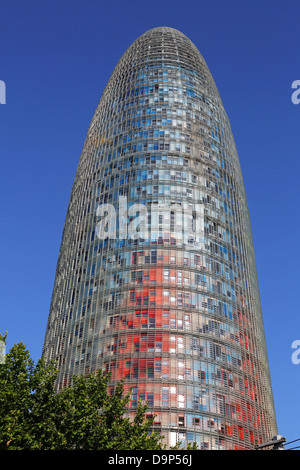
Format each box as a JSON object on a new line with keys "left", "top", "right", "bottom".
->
{"left": 1, "top": 0, "right": 300, "bottom": 449}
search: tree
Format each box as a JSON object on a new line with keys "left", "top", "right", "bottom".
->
{"left": 0, "top": 335, "right": 165, "bottom": 450}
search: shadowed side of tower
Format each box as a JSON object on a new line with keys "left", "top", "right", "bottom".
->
{"left": 43, "top": 27, "right": 277, "bottom": 449}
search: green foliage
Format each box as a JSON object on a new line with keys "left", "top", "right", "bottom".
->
{"left": 0, "top": 337, "right": 166, "bottom": 450}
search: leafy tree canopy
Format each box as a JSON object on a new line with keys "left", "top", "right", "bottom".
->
{"left": 0, "top": 334, "right": 169, "bottom": 450}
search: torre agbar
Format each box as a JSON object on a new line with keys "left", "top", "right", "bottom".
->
{"left": 43, "top": 27, "right": 277, "bottom": 449}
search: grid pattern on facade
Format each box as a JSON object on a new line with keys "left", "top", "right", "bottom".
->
{"left": 42, "top": 27, "right": 277, "bottom": 450}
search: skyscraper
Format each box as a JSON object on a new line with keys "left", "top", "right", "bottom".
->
{"left": 42, "top": 27, "right": 277, "bottom": 449}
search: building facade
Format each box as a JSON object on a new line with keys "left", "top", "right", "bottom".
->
{"left": 43, "top": 27, "right": 277, "bottom": 449}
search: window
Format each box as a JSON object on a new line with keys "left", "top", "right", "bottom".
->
{"left": 162, "top": 387, "right": 169, "bottom": 407}
{"left": 131, "top": 388, "right": 138, "bottom": 407}
{"left": 147, "top": 393, "right": 154, "bottom": 407}
{"left": 178, "top": 416, "right": 185, "bottom": 427}
{"left": 178, "top": 394, "right": 185, "bottom": 408}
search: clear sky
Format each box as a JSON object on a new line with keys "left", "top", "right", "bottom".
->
{"left": 1, "top": 0, "right": 300, "bottom": 449}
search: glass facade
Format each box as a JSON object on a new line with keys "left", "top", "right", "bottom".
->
{"left": 43, "top": 27, "right": 277, "bottom": 449}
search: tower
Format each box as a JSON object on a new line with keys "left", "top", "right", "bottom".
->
{"left": 43, "top": 27, "right": 277, "bottom": 449}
